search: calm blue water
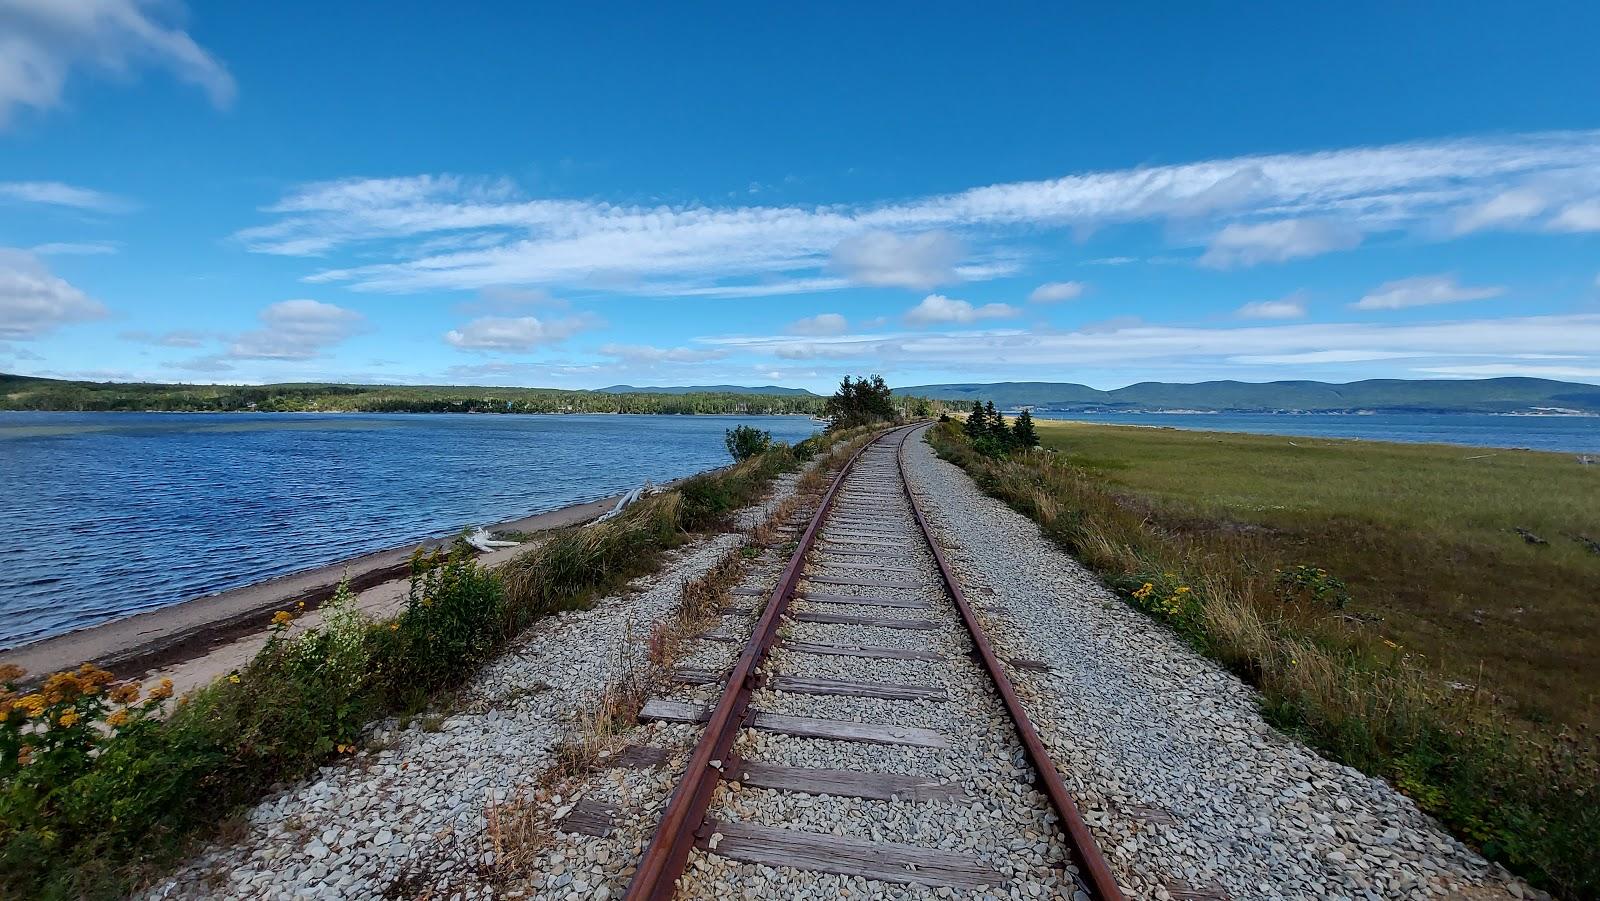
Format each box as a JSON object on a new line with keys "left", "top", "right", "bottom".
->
{"left": 0, "top": 413, "right": 820, "bottom": 649}
{"left": 1029, "top": 411, "right": 1600, "bottom": 453}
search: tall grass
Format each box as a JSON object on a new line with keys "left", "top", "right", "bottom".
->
{"left": 0, "top": 434, "right": 837, "bottom": 900}
{"left": 926, "top": 422, "right": 1600, "bottom": 898}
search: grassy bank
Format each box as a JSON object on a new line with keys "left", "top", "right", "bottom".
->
{"left": 926, "top": 419, "right": 1599, "bottom": 898}
{"left": 0, "top": 431, "right": 850, "bottom": 900}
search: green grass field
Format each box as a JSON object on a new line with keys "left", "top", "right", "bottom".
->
{"left": 928, "top": 418, "right": 1600, "bottom": 895}
{"left": 1038, "top": 420, "right": 1600, "bottom": 730}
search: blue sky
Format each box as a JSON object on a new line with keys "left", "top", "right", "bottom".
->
{"left": 2, "top": 2, "right": 1599, "bottom": 392}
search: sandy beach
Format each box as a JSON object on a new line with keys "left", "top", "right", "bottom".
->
{"left": 0, "top": 493, "right": 624, "bottom": 695}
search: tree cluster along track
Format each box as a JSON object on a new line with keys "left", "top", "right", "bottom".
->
{"left": 622, "top": 425, "right": 1124, "bottom": 900}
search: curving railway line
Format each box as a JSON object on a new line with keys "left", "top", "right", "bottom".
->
{"left": 621, "top": 424, "right": 1124, "bottom": 900}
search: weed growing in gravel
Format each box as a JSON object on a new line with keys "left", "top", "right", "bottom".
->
{"left": 926, "top": 420, "right": 1600, "bottom": 899}
{"left": 0, "top": 433, "right": 844, "bottom": 900}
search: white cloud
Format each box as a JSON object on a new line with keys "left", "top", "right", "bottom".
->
{"left": 1028, "top": 281, "right": 1086, "bottom": 303}
{"left": 1230, "top": 350, "right": 1418, "bottom": 365}
{"left": 240, "top": 131, "right": 1600, "bottom": 296}
{"left": 596, "top": 343, "right": 727, "bottom": 364}
{"left": 1235, "top": 294, "right": 1308, "bottom": 319}
{"left": 0, "top": 0, "right": 234, "bottom": 128}
{"left": 30, "top": 240, "right": 119, "bottom": 255}
{"left": 787, "top": 313, "right": 848, "bottom": 336}
{"left": 1084, "top": 256, "right": 1138, "bottom": 266}
{"left": 228, "top": 300, "right": 365, "bottom": 360}
{"left": 1199, "top": 218, "right": 1362, "bottom": 268}
{"left": 697, "top": 314, "right": 1600, "bottom": 377}
{"left": 1416, "top": 363, "right": 1600, "bottom": 379}
{"left": 1549, "top": 200, "right": 1600, "bottom": 232}
{"left": 904, "top": 294, "right": 1020, "bottom": 326}
{"left": 1452, "top": 187, "right": 1550, "bottom": 234}
{"left": 0, "top": 181, "right": 130, "bottom": 212}
{"left": 829, "top": 230, "right": 964, "bottom": 289}
{"left": 120, "top": 328, "right": 209, "bottom": 347}
{"left": 444, "top": 313, "right": 596, "bottom": 352}
{"left": 0, "top": 247, "right": 108, "bottom": 338}
{"left": 1351, "top": 275, "right": 1504, "bottom": 311}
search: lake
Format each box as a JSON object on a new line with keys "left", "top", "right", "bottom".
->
{"left": 0, "top": 413, "right": 821, "bottom": 649}
{"left": 1029, "top": 411, "right": 1600, "bottom": 453}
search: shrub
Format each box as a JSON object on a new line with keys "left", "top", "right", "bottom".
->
{"left": 823, "top": 374, "right": 897, "bottom": 431}
{"left": 377, "top": 548, "right": 506, "bottom": 703}
{"left": 724, "top": 424, "right": 771, "bottom": 461}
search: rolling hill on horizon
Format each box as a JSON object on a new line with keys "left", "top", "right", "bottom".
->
{"left": 896, "top": 377, "right": 1600, "bottom": 414}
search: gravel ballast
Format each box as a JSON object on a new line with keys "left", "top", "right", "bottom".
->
{"left": 902, "top": 428, "right": 1534, "bottom": 901}
{"left": 143, "top": 473, "right": 807, "bottom": 901}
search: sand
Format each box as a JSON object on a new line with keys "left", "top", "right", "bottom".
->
{"left": 0, "top": 494, "right": 623, "bottom": 695}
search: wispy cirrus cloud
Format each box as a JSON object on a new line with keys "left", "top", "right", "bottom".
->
{"left": 1351, "top": 275, "right": 1504, "bottom": 311}
{"left": 1235, "top": 293, "right": 1309, "bottom": 320}
{"left": 1028, "top": 281, "right": 1086, "bottom": 303}
{"left": 236, "top": 130, "right": 1600, "bottom": 297}
{"left": 787, "top": 313, "right": 849, "bottom": 336}
{"left": 0, "top": 181, "right": 131, "bottom": 213}
{"left": 0, "top": 0, "right": 234, "bottom": 128}
{"left": 695, "top": 314, "right": 1600, "bottom": 378}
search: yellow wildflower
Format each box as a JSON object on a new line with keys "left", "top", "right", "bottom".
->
{"left": 106, "top": 709, "right": 130, "bottom": 728}
{"left": 75, "top": 663, "right": 114, "bottom": 692}
{"left": 109, "top": 682, "right": 140, "bottom": 704}
{"left": 58, "top": 709, "right": 80, "bottom": 728}
{"left": 0, "top": 663, "right": 25, "bottom": 683}
{"left": 146, "top": 678, "right": 174, "bottom": 703}
{"left": 1176, "top": 586, "right": 1191, "bottom": 594}
{"left": 389, "top": 623, "right": 400, "bottom": 632}
{"left": 18, "top": 693, "right": 47, "bottom": 717}
{"left": 228, "top": 674, "right": 241, "bottom": 684}
{"left": 272, "top": 610, "right": 294, "bottom": 627}
{"left": 41, "top": 671, "right": 83, "bottom": 704}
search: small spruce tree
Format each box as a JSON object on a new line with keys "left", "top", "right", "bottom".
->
{"left": 963, "top": 400, "right": 987, "bottom": 438}
{"left": 1012, "top": 408, "right": 1039, "bottom": 448}
{"left": 984, "top": 401, "right": 1009, "bottom": 444}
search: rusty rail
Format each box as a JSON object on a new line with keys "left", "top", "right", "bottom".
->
{"left": 893, "top": 424, "right": 1125, "bottom": 901}
{"left": 623, "top": 423, "right": 1122, "bottom": 900}
{"left": 622, "top": 426, "right": 907, "bottom": 901}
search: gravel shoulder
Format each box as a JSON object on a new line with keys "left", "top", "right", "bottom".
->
{"left": 901, "top": 430, "right": 1533, "bottom": 901}
{"left": 141, "top": 473, "right": 806, "bottom": 901}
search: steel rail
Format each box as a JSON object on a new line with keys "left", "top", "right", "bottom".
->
{"left": 622, "top": 425, "right": 914, "bottom": 901}
{"left": 893, "top": 424, "right": 1126, "bottom": 901}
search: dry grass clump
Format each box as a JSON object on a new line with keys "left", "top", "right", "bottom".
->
{"left": 926, "top": 420, "right": 1600, "bottom": 898}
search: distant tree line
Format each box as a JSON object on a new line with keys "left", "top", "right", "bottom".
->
{"left": 0, "top": 373, "right": 953, "bottom": 419}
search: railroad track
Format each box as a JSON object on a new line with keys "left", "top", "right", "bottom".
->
{"left": 624, "top": 424, "right": 1123, "bottom": 900}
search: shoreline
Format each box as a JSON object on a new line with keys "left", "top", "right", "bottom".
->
{"left": 0, "top": 492, "right": 625, "bottom": 682}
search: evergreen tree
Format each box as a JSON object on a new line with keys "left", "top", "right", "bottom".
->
{"left": 963, "top": 400, "right": 986, "bottom": 438}
{"left": 823, "top": 374, "right": 897, "bottom": 430}
{"left": 1012, "top": 408, "right": 1039, "bottom": 447}
{"left": 984, "top": 401, "right": 1010, "bottom": 444}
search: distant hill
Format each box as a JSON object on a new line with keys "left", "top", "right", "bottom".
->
{"left": 598, "top": 384, "right": 817, "bottom": 397}
{"left": 896, "top": 378, "right": 1600, "bottom": 414}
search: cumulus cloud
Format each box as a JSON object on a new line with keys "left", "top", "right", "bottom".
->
{"left": 229, "top": 300, "right": 365, "bottom": 360}
{"left": 787, "top": 313, "right": 848, "bottom": 336}
{"left": 0, "top": 0, "right": 235, "bottom": 128}
{"left": 1235, "top": 294, "right": 1308, "bottom": 320}
{"left": 0, "top": 247, "right": 108, "bottom": 338}
{"left": 0, "top": 181, "right": 130, "bottom": 212}
{"left": 904, "top": 294, "right": 1019, "bottom": 326}
{"left": 1351, "top": 275, "right": 1504, "bottom": 311}
{"left": 1028, "top": 281, "right": 1086, "bottom": 304}
{"left": 1199, "top": 218, "right": 1362, "bottom": 268}
{"left": 829, "top": 230, "right": 964, "bottom": 289}
{"left": 444, "top": 313, "right": 596, "bottom": 352}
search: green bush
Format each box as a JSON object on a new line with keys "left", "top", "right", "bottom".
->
{"left": 724, "top": 424, "right": 772, "bottom": 461}
{"left": 377, "top": 548, "right": 506, "bottom": 704}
